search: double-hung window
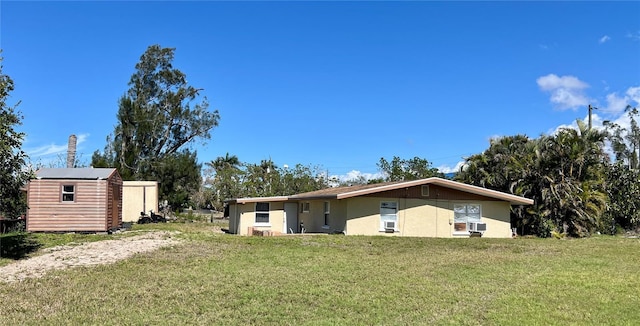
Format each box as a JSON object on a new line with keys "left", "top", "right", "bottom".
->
{"left": 379, "top": 201, "right": 398, "bottom": 232}
{"left": 255, "top": 202, "right": 270, "bottom": 225}
{"left": 62, "top": 185, "right": 75, "bottom": 202}
{"left": 453, "top": 204, "right": 481, "bottom": 233}
{"left": 323, "top": 201, "right": 330, "bottom": 227}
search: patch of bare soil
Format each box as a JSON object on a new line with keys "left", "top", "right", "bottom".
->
{"left": 0, "top": 231, "right": 181, "bottom": 283}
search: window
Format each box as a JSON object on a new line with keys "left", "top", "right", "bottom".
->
{"left": 255, "top": 202, "right": 270, "bottom": 224}
{"left": 421, "top": 185, "right": 430, "bottom": 197}
{"left": 453, "top": 204, "right": 481, "bottom": 233}
{"left": 379, "top": 201, "right": 398, "bottom": 231}
{"left": 62, "top": 185, "right": 75, "bottom": 202}
{"left": 323, "top": 201, "right": 330, "bottom": 226}
{"left": 302, "top": 202, "right": 310, "bottom": 213}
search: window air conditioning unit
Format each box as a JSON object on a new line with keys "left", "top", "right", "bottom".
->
{"left": 469, "top": 222, "right": 487, "bottom": 233}
{"left": 384, "top": 220, "right": 396, "bottom": 231}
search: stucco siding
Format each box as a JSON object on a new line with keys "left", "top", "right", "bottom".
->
{"left": 476, "top": 201, "right": 511, "bottom": 238}
{"left": 296, "top": 200, "right": 347, "bottom": 233}
{"left": 233, "top": 202, "right": 285, "bottom": 235}
{"left": 345, "top": 197, "right": 512, "bottom": 238}
{"left": 330, "top": 200, "right": 348, "bottom": 233}
{"left": 345, "top": 197, "right": 383, "bottom": 235}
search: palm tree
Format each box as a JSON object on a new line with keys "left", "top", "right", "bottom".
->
{"left": 205, "top": 153, "right": 243, "bottom": 210}
{"left": 458, "top": 124, "right": 609, "bottom": 237}
{"left": 206, "top": 152, "right": 241, "bottom": 174}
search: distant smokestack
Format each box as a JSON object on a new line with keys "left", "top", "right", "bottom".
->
{"left": 67, "top": 134, "right": 77, "bottom": 168}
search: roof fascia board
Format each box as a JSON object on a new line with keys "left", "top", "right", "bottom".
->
{"left": 228, "top": 196, "right": 289, "bottom": 204}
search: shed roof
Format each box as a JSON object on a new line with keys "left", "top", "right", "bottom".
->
{"left": 227, "top": 177, "right": 534, "bottom": 205}
{"left": 35, "top": 168, "right": 117, "bottom": 180}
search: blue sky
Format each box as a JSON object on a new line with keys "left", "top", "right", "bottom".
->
{"left": 2, "top": 1, "right": 639, "bottom": 180}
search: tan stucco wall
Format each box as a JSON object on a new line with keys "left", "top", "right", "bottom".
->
{"left": 297, "top": 200, "right": 347, "bottom": 233}
{"left": 345, "top": 197, "right": 512, "bottom": 238}
{"left": 230, "top": 197, "right": 512, "bottom": 238}
{"left": 122, "top": 181, "right": 158, "bottom": 222}
{"left": 233, "top": 202, "right": 285, "bottom": 235}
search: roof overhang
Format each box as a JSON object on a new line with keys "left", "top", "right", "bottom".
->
{"left": 224, "top": 177, "right": 534, "bottom": 206}
{"left": 334, "top": 178, "right": 533, "bottom": 205}
{"left": 226, "top": 196, "right": 289, "bottom": 204}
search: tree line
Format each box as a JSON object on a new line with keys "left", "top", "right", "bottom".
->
{"left": 456, "top": 112, "right": 640, "bottom": 237}
{"left": 193, "top": 154, "right": 444, "bottom": 211}
{"left": 2, "top": 44, "right": 639, "bottom": 237}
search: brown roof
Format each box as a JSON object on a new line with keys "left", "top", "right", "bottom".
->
{"left": 227, "top": 177, "right": 533, "bottom": 205}
{"left": 289, "top": 181, "right": 402, "bottom": 199}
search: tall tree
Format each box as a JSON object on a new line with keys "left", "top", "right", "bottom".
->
{"left": 457, "top": 122, "right": 609, "bottom": 237}
{"left": 93, "top": 45, "right": 220, "bottom": 207}
{"left": 0, "top": 55, "right": 31, "bottom": 218}
{"left": 602, "top": 105, "right": 640, "bottom": 233}
{"left": 377, "top": 156, "right": 444, "bottom": 182}
{"left": 154, "top": 150, "right": 202, "bottom": 210}
{"left": 204, "top": 153, "right": 244, "bottom": 211}
{"left": 602, "top": 163, "right": 640, "bottom": 232}
{"left": 603, "top": 106, "right": 640, "bottom": 169}
{"left": 206, "top": 152, "right": 241, "bottom": 173}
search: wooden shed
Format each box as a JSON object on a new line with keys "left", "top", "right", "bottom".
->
{"left": 26, "top": 168, "right": 123, "bottom": 232}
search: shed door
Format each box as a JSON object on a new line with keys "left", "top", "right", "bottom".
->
{"left": 284, "top": 203, "right": 298, "bottom": 234}
{"left": 111, "top": 184, "right": 121, "bottom": 229}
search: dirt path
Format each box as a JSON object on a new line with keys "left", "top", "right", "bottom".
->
{"left": 0, "top": 231, "right": 181, "bottom": 283}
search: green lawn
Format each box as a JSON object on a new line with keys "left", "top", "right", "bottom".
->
{"left": 1, "top": 223, "right": 639, "bottom": 325}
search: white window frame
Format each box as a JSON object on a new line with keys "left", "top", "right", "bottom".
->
{"left": 379, "top": 201, "right": 398, "bottom": 232}
{"left": 421, "top": 185, "right": 430, "bottom": 197}
{"left": 254, "top": 202, "right": 271, "bottom": 226}
{"left": 61, "top": 184, "right": 75, "bottom": 202}
{"left": 453, "top": 203, "right": 482, "bottom": 235}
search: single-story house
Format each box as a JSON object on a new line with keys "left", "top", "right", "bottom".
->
{"left": 226, "top": 177, "right": 533, "bottom": 238}
{"left": 26, "top": 168, "right": 123, "bottom": 232}
{"left": 122, "top": 181, "right": 159, "bottom": 222}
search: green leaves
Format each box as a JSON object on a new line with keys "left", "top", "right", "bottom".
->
{"left": 92, "top": 45, "right": 219, "bottom": 208}
{"left": 456, "top": 127, "right": 609, "bottom": 238}
{"left": 377, "top": 156, "right": 444, "bottom": 182}
{"left": 0, "top": 55, "right": 31, "bottom": 218}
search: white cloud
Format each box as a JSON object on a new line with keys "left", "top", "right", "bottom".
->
{"left": 437, "top": 161, "right": 465, "bottom": 174}
{"left": 537, "top": 74, "right": 591, "bottom": 110}
{"left": 627, "top": 86, "right": 640, "bottom": 105}
{"left": 76, "top": 133, "right": 89, "bottom": 145}
{"left": 25, "top": 133, "right": 90, "bottom": 158}
{"left": 602, "top": 86, "right": 640, "bottom": 114}
{"left": 599, "top": 35, "right": 611, "bottom": 44}
{"left": 605, "top": 93, "right": 629, "bottom": 114}
{"left": 548, "top": 113, "right": 605, "bottom": 136}
{"left": 26, "top": 143, "right": 68, "bottom": 158}
{"left": 627, "top": 31, "right": 640, "bottom": 41}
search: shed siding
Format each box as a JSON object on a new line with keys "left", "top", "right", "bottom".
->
{"left": 27, "top": 173, "right": 122, "bottom": 232}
